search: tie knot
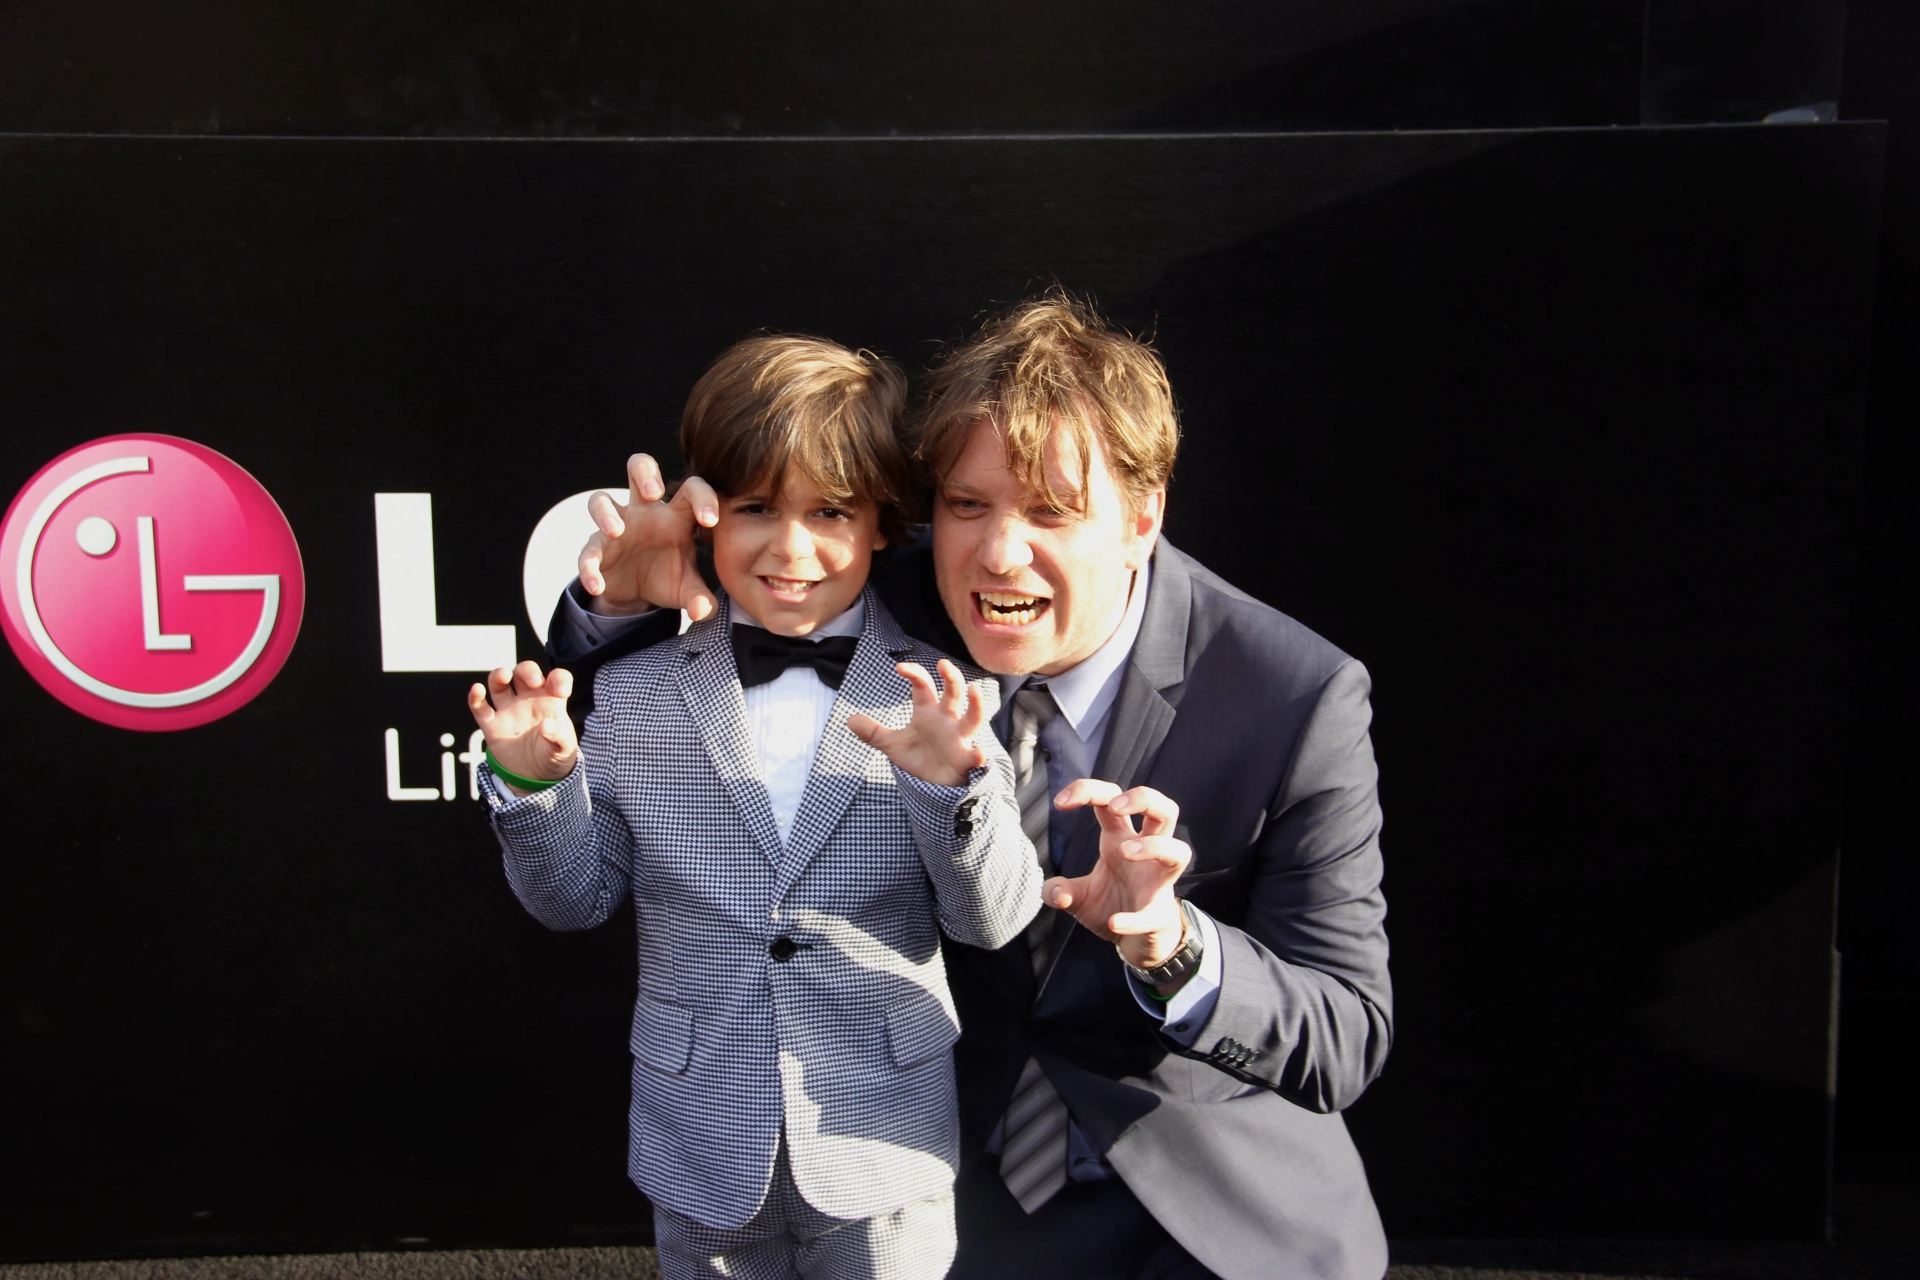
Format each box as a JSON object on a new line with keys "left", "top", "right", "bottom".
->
{"left": 1010, "top": 683, "right": 1060, "bottom": 745}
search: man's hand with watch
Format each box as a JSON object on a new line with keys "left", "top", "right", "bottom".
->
{"left": 1043, "top": 780, "right": 1201, "bottom": 995}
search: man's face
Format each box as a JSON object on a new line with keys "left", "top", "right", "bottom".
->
{"left": 709, "top": 473, "right": 886, "bottom": 636}
{"left": 933, "top": 418, "right": 1164, "bottom": 676}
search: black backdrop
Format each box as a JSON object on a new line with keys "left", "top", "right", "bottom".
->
{"left": 0, "top": 124, "right": 1880, "bottom": 1258}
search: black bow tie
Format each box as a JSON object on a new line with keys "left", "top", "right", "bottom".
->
{"left": 731, "top": 625, "right": 861, "bottom": 691}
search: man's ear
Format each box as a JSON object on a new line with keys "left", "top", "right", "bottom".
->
{"left": 1125, "top": 489, "right": 1167, "bottom": 570}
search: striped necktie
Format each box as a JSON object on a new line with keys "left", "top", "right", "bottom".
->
{"left": 998, "top": 683, "right": 1073, "bottom": 1214}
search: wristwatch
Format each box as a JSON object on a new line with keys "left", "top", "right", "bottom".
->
{"left": 1121, "top": 898, "right": 1204, "bottom": 988}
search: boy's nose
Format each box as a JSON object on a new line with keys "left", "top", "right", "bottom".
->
{"left": 772, "top": 518, "right": 816, "bottom": 559}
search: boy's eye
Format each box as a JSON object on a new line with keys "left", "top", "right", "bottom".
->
{"left": 945, "top": 496, "right": 987, "bottom": 515}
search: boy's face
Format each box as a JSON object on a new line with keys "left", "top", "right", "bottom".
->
{"left": 710, "top": 473, "right": 887, "bottom": 636}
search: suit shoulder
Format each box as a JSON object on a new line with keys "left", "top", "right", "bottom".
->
{"left": 1175, "top": 552, "right": 1361, "bottom": 696}
{"left": 589, "top": 639, "right": 681, "bottom": 712}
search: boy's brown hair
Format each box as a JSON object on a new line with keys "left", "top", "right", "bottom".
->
{"left": 916, "top": 291, "right": 1180, "bottom": 515}
{"left": 682, "top": 335, "right": 915, "bottom": 542}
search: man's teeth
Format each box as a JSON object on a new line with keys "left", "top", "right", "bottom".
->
{"left": 978, "top": 591, "right": 1048, "bottom": 625}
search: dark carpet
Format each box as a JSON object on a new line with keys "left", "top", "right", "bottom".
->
{"left": 3, "top": 1182, "right": 1910, "bottom": 1280}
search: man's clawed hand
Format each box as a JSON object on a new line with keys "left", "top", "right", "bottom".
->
{"left": 467, "top": 661, "right": 579, "bottom": 795}
{"left": 1046, "top": 782, "right": 1193, "bottom": 975}
{"left": 578, "top": 453, "right": 721, "bottom": 620}
{"left": 849, "top": 659, "right": 990, "bottom": 788}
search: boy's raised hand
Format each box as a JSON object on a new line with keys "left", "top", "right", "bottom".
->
{"left": 467, "top": 660, "right": 579, "bottom": 794}
{"left": 578, "top": 453, "right": 720, "bottom": 621}
{"left": 848, "top": 659, "right": 989, "bottom": 788}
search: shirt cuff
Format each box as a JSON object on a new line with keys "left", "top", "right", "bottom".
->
{"left": 559, "top": 580, "right": 661, "bottom": 650}
{"left": 1127, "top": 903, "right": 1223, "bottom": 1045}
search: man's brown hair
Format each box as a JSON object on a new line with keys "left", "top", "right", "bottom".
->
{"left": 916, "top": 292, "right": 1180, "bottom": 513}
{"left": 681, "top": 335, "right": 914, "bottom": 542}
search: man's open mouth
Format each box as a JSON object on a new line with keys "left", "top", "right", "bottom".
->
{"left": 975, "top": 591, "right": 1051, "bottom": 626}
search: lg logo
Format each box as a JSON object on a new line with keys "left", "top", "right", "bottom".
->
{"left": 4, "top": 435, "right": 618, "bottom": 771}
{"left": 1, "top": 435, "right": 305, "bottom": 731}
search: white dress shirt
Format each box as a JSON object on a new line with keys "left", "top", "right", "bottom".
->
{"left": 732, "top": 596, "right": 865, "bottom": 843}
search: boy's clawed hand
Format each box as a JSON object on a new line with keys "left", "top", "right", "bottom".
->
{"left": 468, "top": 660, "right": 580, "bottom": 794}
{"left": 849, "top": 658, "right": 989, "bottom": 788}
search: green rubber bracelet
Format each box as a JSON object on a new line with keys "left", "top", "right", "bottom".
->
{"left": 485, "top": 747, "right": 563, "bottom": 793}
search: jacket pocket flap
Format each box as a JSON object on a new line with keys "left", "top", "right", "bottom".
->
{"left": 884, "top": 996, "right": 961, "bottom": 1070}
{"left": 631, "top": 996, "right": 695, "bottom": 1075}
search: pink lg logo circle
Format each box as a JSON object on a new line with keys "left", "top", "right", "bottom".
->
{"left": 1, "top": 434, "right": 305, "bottom": 731}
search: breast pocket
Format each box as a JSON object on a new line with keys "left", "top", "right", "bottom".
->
{"left": 884, "top": 996, "right": 961, "bottom": 1070}
{"left": 630, "top": 995, "right": 695, "bottom": 1075}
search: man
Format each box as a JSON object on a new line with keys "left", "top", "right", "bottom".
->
{"left": 550, "top": 296, "right": 1392, "bottom": 1279}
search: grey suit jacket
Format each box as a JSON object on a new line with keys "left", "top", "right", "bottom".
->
{"left": 943, "top": 541, "right": 1392, "bottom": 1280}
{"left": 487, "top": 586, "right": 1042, "bottom": 1230}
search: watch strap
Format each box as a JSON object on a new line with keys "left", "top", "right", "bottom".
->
{"left": 1123, "top": 898, "right": 1204, "bottom": 987}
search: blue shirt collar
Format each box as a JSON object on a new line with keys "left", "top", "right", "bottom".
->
{"left": 1016, "top": 558, "right": 1151, "bottom": 745}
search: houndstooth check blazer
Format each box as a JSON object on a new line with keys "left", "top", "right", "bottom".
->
{"left": 485, "top": 585, "right": 1041, "bottom": 1231}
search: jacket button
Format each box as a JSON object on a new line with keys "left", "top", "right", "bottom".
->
{"left": 769, "top": 936, "right": 799, "bottom": 962}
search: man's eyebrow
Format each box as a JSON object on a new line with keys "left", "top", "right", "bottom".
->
{"left": 1034, "top": 485, "right": 1086, "bottom": 514}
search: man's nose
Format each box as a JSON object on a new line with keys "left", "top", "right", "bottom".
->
{"left": 978, "top": 518, "right": 1035, "bottom": 575}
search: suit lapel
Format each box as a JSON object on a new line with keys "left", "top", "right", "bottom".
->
{"left": 674, "top": 603, "right": 785, "bottom": 866}
{"left": 773, "top": 587, "right": 914, "bottom": 903}
{"left": 1034, "top": 546, "right": 1194, "bottom": 997}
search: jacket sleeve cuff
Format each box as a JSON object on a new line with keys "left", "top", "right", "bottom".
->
{"left": 891, "top": 762, "right": 992, "bottom": 845}
{"left": 482, "top": 754, "right": 588, "bottom": 822}
{"left": 547, "top": 581, "right": 663, "bottom": 662}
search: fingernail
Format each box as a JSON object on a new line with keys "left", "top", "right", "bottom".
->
{"left": 1122, "top": 839, "right": 1142, "bottom": 854}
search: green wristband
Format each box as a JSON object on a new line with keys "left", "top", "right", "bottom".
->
{"left": 484, "top": 747, "right": 564, "bottom": 793}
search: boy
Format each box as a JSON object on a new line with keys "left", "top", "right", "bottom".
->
{"left": 468, "top": 335, "right": 1041, "bottom": 1280}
